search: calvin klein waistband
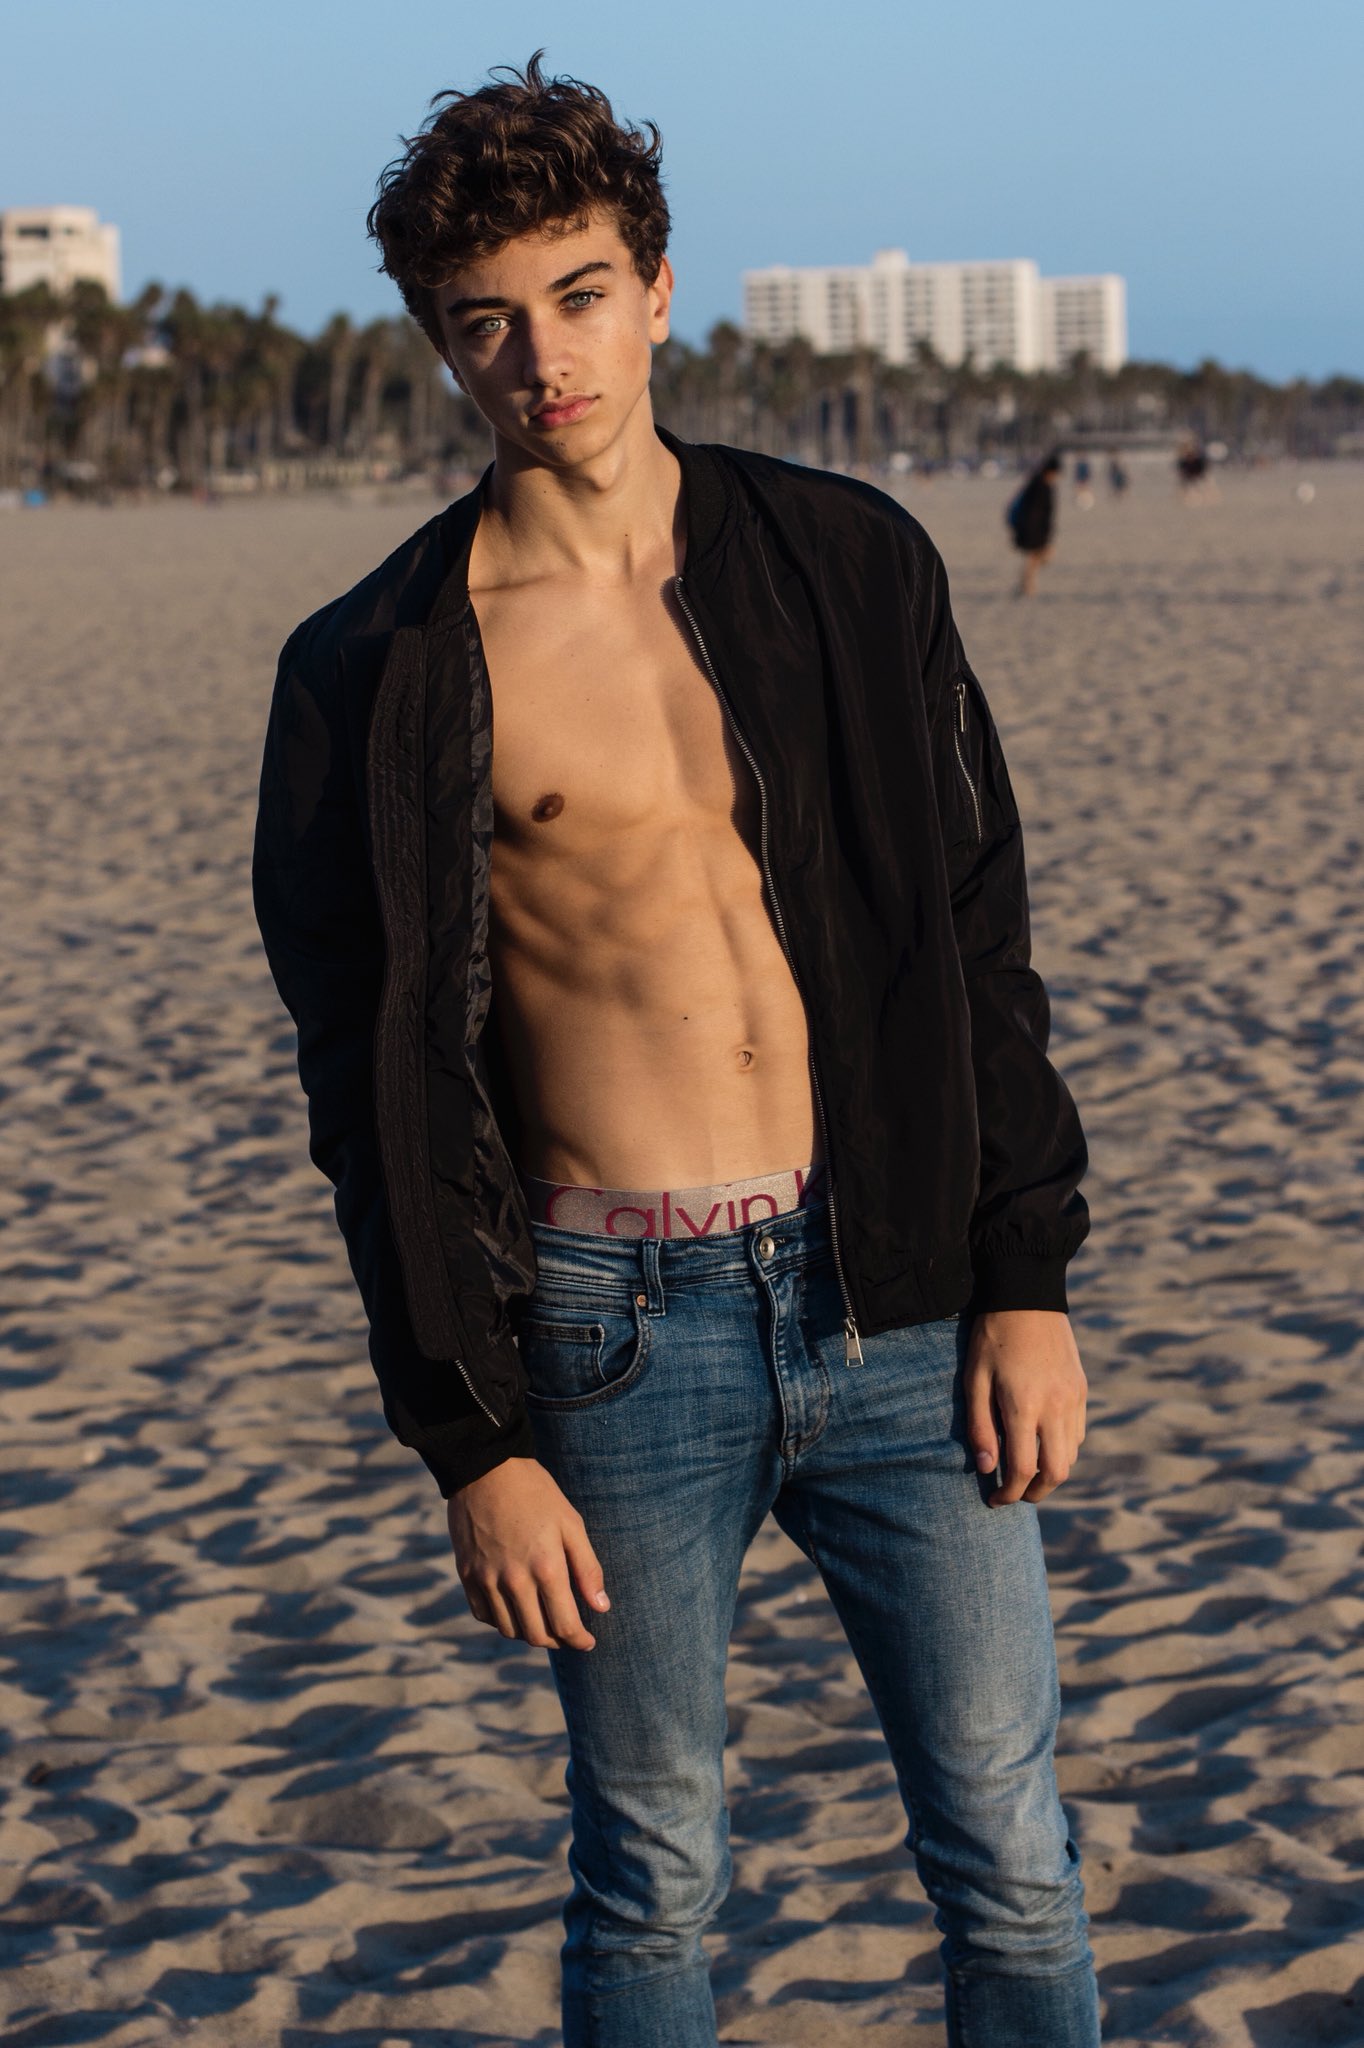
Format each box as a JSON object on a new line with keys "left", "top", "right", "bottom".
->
{"left": 520, "top": 1161, "right": 828, "bottom": 1239}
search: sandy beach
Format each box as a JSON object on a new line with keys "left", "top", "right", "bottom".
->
{"left": 1, "top": 461, "right": 1361, "bottom": 2047}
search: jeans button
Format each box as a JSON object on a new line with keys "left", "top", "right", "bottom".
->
{"left": 756, "top": 1234, "right": 776, "bottom": 1260}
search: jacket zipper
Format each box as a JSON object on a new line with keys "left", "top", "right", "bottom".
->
{"left": 454, "top": 1355, "right": 501, "bottom": 1427}
{"left": 953, "top": 676, "right": 984, "bottom": 842}
{"left": 674, "top": 575, "right": 864, "bottom": 1367}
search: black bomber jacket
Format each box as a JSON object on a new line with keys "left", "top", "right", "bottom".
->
{"left": 252, "top": 430, "right": 1089, "bottom": 1497}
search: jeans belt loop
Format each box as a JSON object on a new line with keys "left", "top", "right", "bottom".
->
{"left": 639, "top": 1235, "right": 665, "bottom": 1317}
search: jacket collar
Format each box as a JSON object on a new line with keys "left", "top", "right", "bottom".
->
{"left": 657, "top": 425, "right": 737, "bottom": 567}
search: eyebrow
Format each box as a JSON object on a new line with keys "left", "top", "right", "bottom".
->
{"left": 444, "top": 260, "right": 614, "bottom": 318}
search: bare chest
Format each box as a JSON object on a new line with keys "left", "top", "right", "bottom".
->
{"left": 475, "top": 578, "right": 753, "bottom": 847}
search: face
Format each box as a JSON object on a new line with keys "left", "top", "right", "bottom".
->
{"left": 432, "top": 211, "right": 673, "bottom": 467}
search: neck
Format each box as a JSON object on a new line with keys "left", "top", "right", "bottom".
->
{"left": 479, "top": 396, "right": 681, "bottom": 581}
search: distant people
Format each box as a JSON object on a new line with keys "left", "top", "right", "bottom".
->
{"left": 1073, "top": 456, "right": 1095, "bottom": 510}
{"left": 1107, "top": 451, "right": 1129, "bottom": 497}
{"left": 1007, "top": 450, "right": 1062, "bottom": 597}
{"left": 1176, "top": 436, "right": 1215, "bottom": 503}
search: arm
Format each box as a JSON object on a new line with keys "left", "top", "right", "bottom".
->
{"left": 253, "top": 620, "right": 608, "bottom": 1639}
{"left": 916, "top": 542, "right": 1091, "bottom": 1501}
{"left": 251, "top": 617, "right": 533, "bottom": 1495}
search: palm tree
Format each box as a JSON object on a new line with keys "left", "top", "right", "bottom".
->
{"left": 354, "top": 320, "right": 392, "bottom": 460}
{"left": 0, "top": 281, "right": 61, "bottom": 486}
{"left": 320, "top": 312, "right": 355, "bottom": 455}
{"left": 160, "top": 289, "right": 218, "bottom": 486}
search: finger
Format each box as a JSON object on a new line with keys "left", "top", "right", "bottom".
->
{"left": 537, "top": 1564, "right": 597, "bottom": 1654}
{"left": 1023, "top": 1417, "right": 1073, "bottom": 1502}
{"left": 497, "top": 1581, "right": 557, "bottom": 1646}
{"left": 964, "top": 1368, "right": 1001, "bottom": 1477}
{"left": 1022, "top": 1459, "right": 1069, "bottom": 1503}
{"left": 502, "top": 1576, "right": 559, "bottom": 1651}
{"left": 480, "top": 1582, "right": 520, "bottom": 1640}
{"left": 463, "top": 1583, "right": 494, "bottom": 1627}
{"left": 990, "top": 1412, "right": 1040, "bottom": 1505}
{"left": 564, "top": 1524, "right": 611, "bottom": 1616}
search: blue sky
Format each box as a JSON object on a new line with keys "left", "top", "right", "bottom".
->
{"left": 2, "top": 0, "right": 1359, "bottom": 380}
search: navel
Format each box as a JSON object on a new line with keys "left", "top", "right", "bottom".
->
{"left": 736, "top": 1047, "right": 754, "bottom": 1069}
{"left": 531, "top": 792, "right": 565, "bottom": 823}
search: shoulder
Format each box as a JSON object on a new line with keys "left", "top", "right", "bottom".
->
{"left": 279, "top": 483, "right": 481, "bottom": 687}
{"left": 703, "top": 441, "right": 948, "bottom": 615}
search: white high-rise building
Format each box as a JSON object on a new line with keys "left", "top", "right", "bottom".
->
{"left": 1038, "top": 275, "right": 1128, "bottom": 373}
{"left": 0, "top": 206, "right": 121, "bottom": 302}
{"left": 744, "top": 248, "right": 1126, "bottom": 374}
{"left": 866, "top": 251, "right": 1044, "bottom": 371}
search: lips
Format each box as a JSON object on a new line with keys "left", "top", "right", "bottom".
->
{"left": 529, "top": 396, "right": 596, "bottom": 429}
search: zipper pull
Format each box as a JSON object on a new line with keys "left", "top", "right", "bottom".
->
{"left": 955, "top": 676, "right": 967, "bottom": 732}
{"left": 843, "top": 1314, "right": 864, "bottom": 1368}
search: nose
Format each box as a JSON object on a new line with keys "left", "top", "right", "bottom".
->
{"left": 517, "top": 313, "right": 573, "bottom": 393}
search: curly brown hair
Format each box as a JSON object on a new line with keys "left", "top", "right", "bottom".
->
{"left": 367, "top": 53, "right": 671, "bottom": 345}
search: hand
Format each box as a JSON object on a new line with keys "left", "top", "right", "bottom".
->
{"left": 447, "top": 1457, "right": 609, "bottom": 1652}
{"left": 963, "top": 1309, "right": 1087, "bottom": 1506}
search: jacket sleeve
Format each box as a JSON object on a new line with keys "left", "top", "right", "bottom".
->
{"left": 915, "top": 542, "right": 1090, "bottom": 1311}
{"left": 251, "top": 619, "right": 537, "bottom": 1495}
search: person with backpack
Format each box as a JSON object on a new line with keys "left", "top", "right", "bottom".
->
{"left": 1008, "top": 449, "right": 1063, "bottom": 596}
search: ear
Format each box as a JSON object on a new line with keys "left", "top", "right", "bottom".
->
{"left": 647, "top": 254, "right": 674, "bottom": 346}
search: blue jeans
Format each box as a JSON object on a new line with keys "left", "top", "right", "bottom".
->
{"left": 520, "top": 1199, "right": 1099, "bottom": 2047}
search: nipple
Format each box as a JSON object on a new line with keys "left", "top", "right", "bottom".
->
{"left": 531, "top": 792, "right": 565, "bottom": 823}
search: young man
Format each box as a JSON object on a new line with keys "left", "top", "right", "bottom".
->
{"left": 253, "top": 56, "right": 1099, "bottom": 2048}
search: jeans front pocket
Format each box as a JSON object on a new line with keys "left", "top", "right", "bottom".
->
{"left": 518, "top": 1294, "right": 651, "bottom": 1410}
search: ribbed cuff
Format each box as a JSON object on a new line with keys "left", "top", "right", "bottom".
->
{"left": 409, "top": 1404, "right": 539, "bottom": 1499}
{"left": 969, "top": 1252, "right": 1071, "bottom": 1315}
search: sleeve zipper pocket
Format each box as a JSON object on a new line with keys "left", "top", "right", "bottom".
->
{"left": 952, "top": 675, "right": 984, "bottom": 843}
